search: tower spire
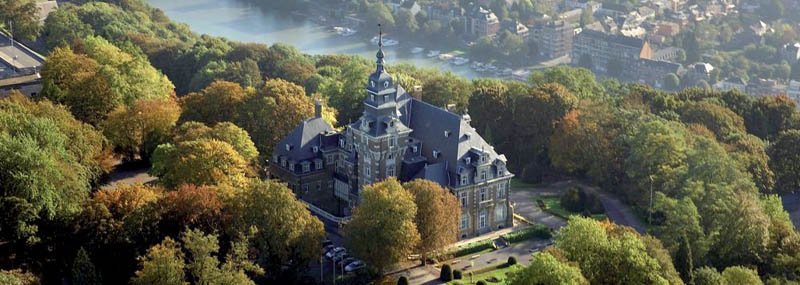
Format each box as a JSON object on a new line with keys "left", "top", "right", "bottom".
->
{"left": 375, "top": 24, "right": 385, "bottom": 73}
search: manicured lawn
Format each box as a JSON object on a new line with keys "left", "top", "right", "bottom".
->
{"left": 448, "top": 263, "right": 523, "bottom": 284}
{"left": 510, "top": 178, "right": 542, "bottom": 189}
{"left": 538, "top": 196, "right": 607, "bottom": 221}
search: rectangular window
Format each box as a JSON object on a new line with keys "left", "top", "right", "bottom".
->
{"left": 326, "top": 155, "right": 334, "bottom": 164}
{"left": 315, "top": 161, "right": 322, "bottom": 170}
{"left": 460, "top": 192, "right": 468, "bottom": 208}
{"left": 480, "top": 187, "right": 487, "bottom": 202}
{"left": 303, "top": 163, "right": 310, "bottom": 173}
{"left": 497, "top": 185, "right": 505, "bottom": 199}
{"left": 364, "top": 164, "right": 371, "bottom": 176}
{"left": 389, "top": 137, "right": 395, "bottom": 147}
{"left": 461, "top": 175, "right": 468, "bottom": 186}
{"left": 495, "top": 206, "right": 505, "bottom": 224}
{"left": 479, "top": 211, "right": 487, "bottom": 229}
{"left": 480, "top": 171, "right": 486, "bottom": 181}
{"left": 460, "top": 214, "right": 468, "bottom": 230}
{"left": 387, "top": 165, "right": 395, "bottom": 177}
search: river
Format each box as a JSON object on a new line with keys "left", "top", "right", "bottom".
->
{"left": 146, "top": 0, "right": 481, "bottom": 79}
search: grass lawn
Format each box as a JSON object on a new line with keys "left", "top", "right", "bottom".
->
{"left": 449, "top": 263, "right": 523, "bottom": 284}
{"left": 539, "top": 196, "right": 607, "bottom": 221}
{"left": 510, "top": 178, "right": 545, "bottom": 190}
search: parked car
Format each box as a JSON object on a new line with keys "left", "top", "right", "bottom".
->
{"left": 339, "top": 257, "right": 357, "bottom": 267}
{"left": 333, "top": 253, "right": 349, "bottom": 263}
{"left": 323, "top": 244, "right": 335, "bottom": 254}
{"left": 345, "top": 260, "right": 365, "bottom": 272}
{"left": 326, "top": 247, "right": 345, "bottom": 259}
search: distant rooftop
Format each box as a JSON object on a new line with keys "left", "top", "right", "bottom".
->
{"left": 0, "top": 33, "right": 45, "bottom": 75}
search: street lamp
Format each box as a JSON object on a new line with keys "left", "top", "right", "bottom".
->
{"left": 648, "top": 175, "right": 654, "bottom": 226}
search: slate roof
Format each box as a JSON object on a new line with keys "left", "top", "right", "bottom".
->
{"left": 274, "top": 117, "right": 334, "bottom": 162}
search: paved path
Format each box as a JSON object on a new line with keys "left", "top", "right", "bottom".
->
{"left": 510, "top": 186, "right": 567, "bottom": 231}
{"left": 100, "top": 161, "right": 156, "bottom": 190}
{"left": 511, "top": 180, "right": 646, "bottom": 234}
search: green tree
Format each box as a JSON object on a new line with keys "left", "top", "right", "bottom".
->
{"left": 513, "top": 83, "right": 578, "bottom": 170}
{"left": 664, "top": 73, "right": 680, "bottom": 91}
{"left": 404, "top": 179, "right": 461, "bottom": 262}
{"left": 103, "top": 98, "right": 181, "bottom": 161}
{"left": 721, "top": 266, "right": 763, "bottom": 285}
{"left": 554, "top": 217, "right": 673, "bottom": 284}
{"left": 693, "top": 267, "right": 724, "bottom": 285}
{"left": 396, "top": 9, "right": 418, "bottom": 34}
{"left": 768, "top": 130, "right": 800, "bottom": 193}
{"left": 529, "top": 66, "right": 604, "bottom": 99}
{"left": 173, "top": 121, "right": 259, "bottom": 163}
{"left": 365, "top": 2, "right": 395, "bottom": 29}
{"left": 42, "top": 8, "right": 94, "bottom": 49}
{"left": 422, "top": 72, "right": 472, "bottom": 113}
{"left": 180, "top": 81, "right": 251, "bottom": 125}
{"left": 180, "top": 229, "right": 261, "bottom": 285}
{"left": 131, "top": 238, "right": 187, "bottom": 285}
{"left": 679, "top": 101, "right": 746, "bottom": 139}
{"left": 150, "top": 139, "right": 248, "bottom": 189}
{"left": 0, "top": 0, "right": 41, "bottom": 41}
{"left": 345, "top": 178, "right": 421, "bottom": 274}
{"left": 226, "top": 180, "right": 324, "bottom": 279}
{"left": 72, "top": 247, "right": 102, "bottom": 285}
{"left": 508, "top": 252, "right": 588, "bottom": 285}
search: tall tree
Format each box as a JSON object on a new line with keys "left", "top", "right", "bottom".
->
{"left": 508, "top": 252, "right": 588, "bottom": 285}
{"left": 130, "top": 238, "right": 187, "bottom": 285}
{"left": 528, "top": 67, "right": 604, "bottom": 100}
{"left": 226, "top": 180, "right": 324, "bottom": 279}
{"left": 103, "top": 98, "right": 181, "bottom": 161}
{"left": 0, "top": 0, "right": 41, "bottom": 41}
{"left": 71, "top": 247, "right": 102, "bottom": 285}
{"left": 403, "top": 179, "right": 460, "bottom": 263}
{"left": 768, "top": 130, "right": 800, "bottom": 194}
{"left": 150, "top": 139, "right": 248, "bottom": 189}
{"left": 345, "top": 178, "right": 420, "bottom": 274}
{"left": 180, "top": 81, "right": 251, "bottom": 125}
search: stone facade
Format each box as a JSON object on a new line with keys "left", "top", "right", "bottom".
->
{"left": 271, "top": 34, "right": 514, "bottom": 238}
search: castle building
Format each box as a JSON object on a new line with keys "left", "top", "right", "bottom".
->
{"left": 270, "top": 31, "right": 514, "bottom": 238}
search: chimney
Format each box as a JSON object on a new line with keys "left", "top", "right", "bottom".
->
{"left": 411, "top": 85, "right": 423, "bottom": 100}
{"left": 314, "top": 99, "right": 322, "bottom": 118}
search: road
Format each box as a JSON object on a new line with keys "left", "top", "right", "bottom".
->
{"left": 511, "top": 180, "right": 646, "bottom": 233}
{"left": 101, "top": 160, "right": 156, "bottom": 190}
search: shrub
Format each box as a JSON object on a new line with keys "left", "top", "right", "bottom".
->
{"left": 507, "top": 256, "right": 518, "bottom": 266}
{"left": 440, "top": 264, "right": 453, "bottom": 281}
{"left": 560, "top": 187, "right": 584, "bottom": 212}
{"left": 476, "top": 281, "right": 487, "bottom": 285}
{"left": 397, "top": 276, "right": 409, "bottom": 285}
{"left": 452, "top": 240, "right": 494, "bottom": 257}
{"left": 501, "top": 225, "right": 552, "bottom": 243}
{"left": 453, "top": 269, "right": 463, "bottom": 280}
{"left": 588, "top": 194, "right": 605, "bottom": 214}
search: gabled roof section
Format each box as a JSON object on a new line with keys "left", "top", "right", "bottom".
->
{"left": 274, "top": 117, "right": 333, "bottom": 162}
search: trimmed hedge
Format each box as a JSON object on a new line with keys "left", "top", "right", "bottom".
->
{"left": 451, "top": 240, "right": 494, "bottom": 257}
{"left": 440, "top": 264, "right": 453, "bottom": 281}
{"left": 507, "top": 256, "right": 517, "bottom": 265}
{"left": 501, "top": 225, "right": 552, "bottom": 243}
{"left": 453, "top": 269, "right": 463, "bottom": 280}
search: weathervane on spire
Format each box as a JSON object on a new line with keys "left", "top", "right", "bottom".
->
{"left": 378, "top": 23, "right": 383, "bottom": 48}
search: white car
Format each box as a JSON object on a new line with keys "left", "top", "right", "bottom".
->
{"left": 326, "top": 247, "right": 345, "bottom": 259}
{"left": 345, "top": 260, "right": 365, "bottom": 272}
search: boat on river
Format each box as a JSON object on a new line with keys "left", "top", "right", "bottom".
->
{"left": 411, "top": 47, "right": 425, "bottom": 54}
{"left": 426, "top": 50, "right": 440, "bottom": 57}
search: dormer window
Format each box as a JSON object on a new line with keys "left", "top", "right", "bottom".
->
{"left": 315, "top": 160, "right": 322, "bottom": 170}
{"left": 312, "top": 146, "right": 319, "bottom": 153}
{"left": 461, "top": 174, "right": 468, "bottom": 186}
{"left": 481, "top": 155, "right": 487, "bottom": 163}
{"left": 433, "top": 150, "right": 440, "bottom": 158}
{"left": 339, "top": 139, "right": 345, "bottom": 147}
{"left": 412, "top": 145, "right": 418, "bottom": 153}
{"left": 285, "top": 144, "right": 292, "bottom": 151}
{"left": 302, "top": 163, "right": 310, "bottom": 173}
{"left": 444, "top": 130, "right": 451, "bottom": 137}
{"left": 384, "top": 81, "right": 389, "bottom": 88}
{"left": 371, "top": 80, "right": 375, "bottom": 87}
{"left": 370, "top": 94, "right": 375, "bottom": 101}
{"left": 465, "top": 157, "right": 471, "bottom": 164}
